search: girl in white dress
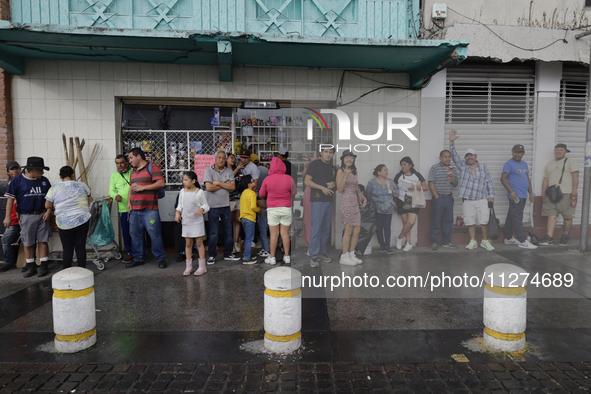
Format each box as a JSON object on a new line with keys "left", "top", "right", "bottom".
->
{"left": 175, "top": 171, "right": 209, "bottom": 276}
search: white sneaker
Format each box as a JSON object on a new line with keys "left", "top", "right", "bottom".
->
{"left": 258, "top": 250, "right": 270, "bottom": 257}
{"left": 306, "top": 249, "right": 310, "bottom": 256}
{"left": 251, "top": 241, "right": 256, "bottom": 248}
{"left": 265, "top": 256, "right": 277, "bottom": 265}
{"left": 348, "top": 252, "right": 363, "bottom": 264}
{"left": 396, "top": 236, "right": 403, "bottom": 250}
{"left": 339, "top": 253, "right": 356, "bottom": 266}
{"left": 518, "top": 240, "right": 538, "bottom": 249}
{"left": 403, "top": 243, "right": 413, "bottom": 252}
{"left": 504, "top": 237, "right": 518, "bottom": 244}
{"left": 283, "top": 256, "right": 291, "bottom": 264}
{"left": 233, "top": 242, "right": 241, "bottom": 253}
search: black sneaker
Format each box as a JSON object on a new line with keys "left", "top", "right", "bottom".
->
{"left": 224, "top": 254, "right": 241, "bottom": 261}
{"left": 0, "top": 263, "right": 15, "bottom": 272}
{"left": 538, "top": 235, "right": 553, "bottom": 246}
{"left": 23, "top": 264, "right": 37, "bottom": 278}
{"left": 207, "top": 257, "right": 216, "bottom": 265}
{"left": 559, "top": 234, "right": 569, "bottom": 246}
{"left": 242, "top": 256, "right": 258, "bottom": 265}
{"left": 158, "top": 260, "right": 167, "bottom": 269}
{"left": 37, "top": 262, "right": 49, "bottom": 277}
{"left": 21, "top": 266, "right": 27, "bottom": 272}
{"left": 125, "top": 260, "right": 145, "bottom": 268}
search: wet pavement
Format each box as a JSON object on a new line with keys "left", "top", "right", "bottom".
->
{"left": 0, "top": 243, "right": 591, "bottom": 392}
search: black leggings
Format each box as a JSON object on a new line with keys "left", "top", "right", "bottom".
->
{"left": 58, "top": 220, "right": 90, "bottom": 269}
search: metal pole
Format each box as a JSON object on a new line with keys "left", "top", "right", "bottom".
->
{"left": 576, "top": 30, "right": 591, "bottom": 251}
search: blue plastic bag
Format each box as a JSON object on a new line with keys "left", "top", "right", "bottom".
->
{"left": 87, "top": 199, "right": 115, "bottom": 247}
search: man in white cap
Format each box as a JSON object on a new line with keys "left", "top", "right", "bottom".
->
{"left": 449, "top": 130, "right": 495, "bottom": 251}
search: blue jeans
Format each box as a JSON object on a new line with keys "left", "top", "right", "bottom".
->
{"left": 120, "top": 212, "right": 132, "bottom": 255}
{"left": 375, "top": 213, "right": 392, "bottom": 248}
{"left": 258, "top": 215, "right": 270, "bottom": 252}
{"left": 207, "top": 207, "right": 233, "bottom": 258}
{"left": 241, "top": 218, "right": 256, "bottom": 259}
{"left": 429, "top": 195, "right": 454, "bottom": 245}
{"left": 129, "top": 209, "right": 166, "bottom": 262}
{"left": 2, "top": 224, "right": 20, "bottom": 266}
{"left": 309, "top": 201, "right": 333, "bottom": 260}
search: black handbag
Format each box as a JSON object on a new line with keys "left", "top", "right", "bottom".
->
{"left": 545, "top": 158, "right": 567, "bottom": 203}
{"left": 487, "top": 207, "right": 501, "bottom": 240}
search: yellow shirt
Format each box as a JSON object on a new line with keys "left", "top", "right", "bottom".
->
{"left": 239, "top": 189, "right": 260, "bottom": 222}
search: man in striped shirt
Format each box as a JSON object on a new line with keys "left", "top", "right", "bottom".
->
{"left": 428, "top": 150, "right": 459, "bottom": 250}
{"left": 449, "top": 130, "right": 496, "bottom": 251}
{"left": 126, "top": 148, "right": 168, "bottom": 269}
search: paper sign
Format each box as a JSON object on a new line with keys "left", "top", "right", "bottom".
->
{"left": 194, "top": 154, "right": 215, "bottom": 183}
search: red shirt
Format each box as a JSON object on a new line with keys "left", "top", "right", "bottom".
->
{"left": 10, "top": 202, "right": 18, "bottom": 226}
{"left": 129, "top": 164, "right": 164, "bottom": 210}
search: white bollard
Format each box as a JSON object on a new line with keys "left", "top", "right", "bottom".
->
{"left": 264, "top": 267, "right": 302, "bottom": 354}
{"left": 483, "top": 263, "right": 527, "bottom": 352}
{"left": 52, "top": 267, "right": 97, "bottom": 353}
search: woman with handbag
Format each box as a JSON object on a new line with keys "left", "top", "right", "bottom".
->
{"left": 366, "top": 164, "right": 398, "bottom": 254}
{"left": 393, "top": 157, "right": 428, "bottom": 252}
{"left": 336, "top": 150, "right": 367, "bottom": 266}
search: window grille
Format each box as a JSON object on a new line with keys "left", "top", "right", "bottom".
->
{"left": 559, "top": 79, "right": 589, "bottom": 122}
{"left": 446, "top": 81, "right": 534, "bottom": 124}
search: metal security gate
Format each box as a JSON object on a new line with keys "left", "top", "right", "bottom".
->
{"left": 122, "top": 129, "right": 234, "bottom": 186}
{"left": 445, "top": 64, "right": 535, "bottom": 226}
{"left": 557, "top": 67, "right": 589, "bottom": 225}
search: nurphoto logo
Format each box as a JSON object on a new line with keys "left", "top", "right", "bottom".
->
{"left": 306, "top": 108, "right": 418, "bottom": 153}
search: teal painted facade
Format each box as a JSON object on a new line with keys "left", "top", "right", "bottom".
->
{"left": 12, "top": 0, "right": 419, "bottom": 40}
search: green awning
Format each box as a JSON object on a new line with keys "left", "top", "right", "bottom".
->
{"left": 0, "top": 21, "right": 468, "bottom": 88}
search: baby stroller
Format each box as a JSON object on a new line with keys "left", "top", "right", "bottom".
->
{"left": 86, "top": 196, "right": 121, "bottom": 270}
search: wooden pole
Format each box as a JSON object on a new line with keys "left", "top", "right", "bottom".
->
{"left": 72, "top": 139, "right": 85, "bottom": 171}
{"left": 68, "top": 138, "right": 75, "bottom": 168}
{"left": 75, "top": 137, "right": 88, "bottom": 186}
{"left": 62, "top": 134, "right": 69, "bottom": 166}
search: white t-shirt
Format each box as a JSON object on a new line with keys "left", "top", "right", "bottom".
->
{"left": 394, "top": 172, "right": 426, "bottom": 201}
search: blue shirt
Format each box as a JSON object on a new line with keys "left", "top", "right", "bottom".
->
{"left": 450, "top": 145, "right": 495, "bottom": 200}
{"left": 365, "top": 178, "right": 399, "bottom": 214}
{"left": 5, "top": 174, "right": 51, "bottom": 213}
{"left": 502, "top": 159, "right": 530, "bottom": 199}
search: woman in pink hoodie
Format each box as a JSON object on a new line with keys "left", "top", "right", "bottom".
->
{"left": 259, "top": 157, "right": 297, "bottom": 265}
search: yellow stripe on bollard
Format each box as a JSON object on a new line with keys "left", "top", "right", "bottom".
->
{"left": 264, "top": 331, "right": 301, "bottom": 342}
{"left": 485, "top": 283, "right": 526, "bottom": 296}
{"left": 484, "top": 327, "right": 525, "bottom": 341}
{"left": 265, "top": 287, "right": 301, "bottom": 298}
{"left": 55, "top": 328, "right": 96, "bottom": 342}
{"left": 53, "top": 287, "right": 94, "bottom": 299}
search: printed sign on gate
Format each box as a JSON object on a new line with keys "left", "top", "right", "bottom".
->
{"left": 194, "top": 155, "right": 216, "bottom": 184}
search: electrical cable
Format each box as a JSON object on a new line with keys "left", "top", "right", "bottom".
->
{"left": 447, "top": 7, "right": 569, "bottom": 52}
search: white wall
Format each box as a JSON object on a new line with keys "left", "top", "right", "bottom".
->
{"left": 11, "top": 60, "right": 418, "bottom": 251}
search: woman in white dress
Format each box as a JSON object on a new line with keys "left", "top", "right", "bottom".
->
{"left": 175, "top": 171, "right": 209, "bottom": 276}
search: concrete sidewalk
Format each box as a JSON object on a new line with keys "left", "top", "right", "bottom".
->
{"left": 0, "top": 243, "right": 590, "bottom": 392}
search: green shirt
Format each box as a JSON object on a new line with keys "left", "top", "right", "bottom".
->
{"left": 109, "top": 170, "right": 131, "bottom": 213}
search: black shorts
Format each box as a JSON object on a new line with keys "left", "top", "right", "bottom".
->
{"left": 396, "top": 198, "right": 420, "bottom": 215}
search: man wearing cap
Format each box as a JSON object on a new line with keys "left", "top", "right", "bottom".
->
{"left": 449, "top": 130, "right": 496, "bottom": 251}
{"left": 4, "top": 157, "right": 52, "bottom": 277}
{"left": 239, "top": 149, "right": 260, "bottom": 188}
{"left": 0, "top": 161, "right": 22, "bottom": 272}
{"left": 540, "top": 143, "right": 579, "bottom": 246}
{"left": 501, "top": 145, "right": 537, "bottom": 249}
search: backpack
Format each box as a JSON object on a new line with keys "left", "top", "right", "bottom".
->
{"left": 132, "top": 162, "right": 165, "bottom": 199}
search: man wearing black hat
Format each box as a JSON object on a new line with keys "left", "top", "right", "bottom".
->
{"left": 4, "top": 157, "right": 52, "bottom": 277}
{"left": 501, "top": 145, "right": 536, "bottom": 249}
{"left": 540, "top": 144, "right": 579, "bottom": 246}
{"left": 0, "top": 161, "right": 22, "bottom": 272}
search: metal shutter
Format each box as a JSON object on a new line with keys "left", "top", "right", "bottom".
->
{"left": 557, "top": 66, "right": 588, "bottom": 225}
{"left": 445, "top": 64, "right": 535, "bottom": 226}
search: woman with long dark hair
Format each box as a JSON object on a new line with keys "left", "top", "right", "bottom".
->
{"left": 45, "top": 166, "right": 91, "bottom": 269}
{"left": 336, "top": 150, "right": 366, "bottom": 265}
{"left": 393, "top": 157, "right": 428, "bottom": 252}
{"left": 365, "top": 164, "right": 398, "bottom": 254}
